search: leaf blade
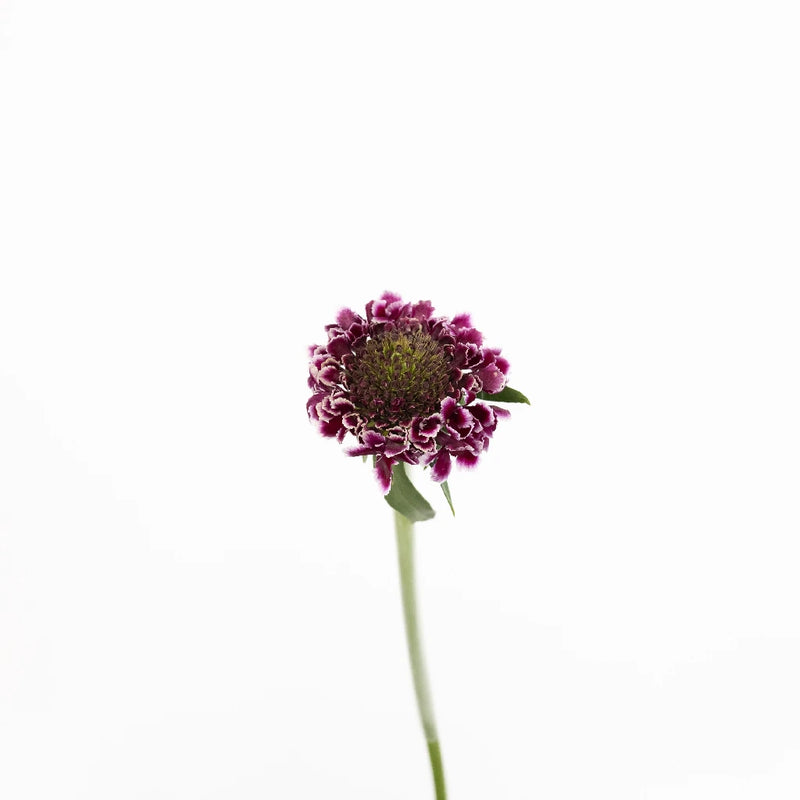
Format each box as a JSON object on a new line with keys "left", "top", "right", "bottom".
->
{"left": 440, "top": 480, "right": 455, "bottom": 516}
{"left": 385, "top": 462, "right": 436, "bottom": 523}
{"left": 477, "top": 385, "right": 530, "bottom": 404}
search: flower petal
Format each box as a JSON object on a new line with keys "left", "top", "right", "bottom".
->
{"left": 456, "top": 451, "right": 480, "bottom": 468}
{"left": 479, "top": 364, "right": 506, "bottom": 394}
{"left": 375, "top": 456, "right": 393, "bottom": 493}
{"left": 430, "top": 450, "right": 452, "bottom": 482}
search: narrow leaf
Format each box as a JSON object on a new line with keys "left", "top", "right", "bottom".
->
{"left": 477, "top": 385, "right": 530, "bottom": 404}
{"left": 440, "top": 480, "right": 455, "bottom": 516}
{"left": 385, "top": 462, "right": 435, "bottom": 523}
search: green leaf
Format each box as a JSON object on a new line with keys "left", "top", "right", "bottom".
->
{"left": 440, "top": 480, "right": 455, "bottom": 516}
{"left": 385, "top": 462, "right": 435, "bottom": 523}
{"left": 477, "top": 385, "right": 531, "bottom": 404}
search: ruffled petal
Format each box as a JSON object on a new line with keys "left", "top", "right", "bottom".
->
{"left": 478, "top": 363, "right": 506, "bottom": 394}
{"left": 430, "top": 450, "right": 452, "bottom": 482}
{"left": 375, "top": 456, "right": 393, "bottom": 493}
{"left": 455, "top": 451, "right": 480, "bottom": 468}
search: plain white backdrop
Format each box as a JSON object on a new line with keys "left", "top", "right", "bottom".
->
{"left": 1, "top": 2, "right": 799, "bottom": 798}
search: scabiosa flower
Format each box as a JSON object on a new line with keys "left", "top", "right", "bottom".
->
{"left": 306, "top": 292, "right": 528, "bottom": 799}
{"left": 307, "top": 291, "right": 521, "bottom": 493}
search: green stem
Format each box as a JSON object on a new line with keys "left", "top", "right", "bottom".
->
{"left": 394, "top": 510, "right": 447, "bottom": 800}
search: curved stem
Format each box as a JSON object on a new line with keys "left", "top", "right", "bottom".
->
{"left": 394, "top": 510, "right": 447, "bottom": 800}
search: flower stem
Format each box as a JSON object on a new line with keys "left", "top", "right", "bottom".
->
{"left": 394, "top": 510, "right": 447, "bottom": 800}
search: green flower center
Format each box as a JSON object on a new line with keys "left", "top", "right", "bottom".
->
{"left": 347, "top": 328, "right": 451, "bottom": 424}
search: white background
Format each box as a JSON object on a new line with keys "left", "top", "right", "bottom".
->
{"left": 1, "top": 2, "right": 799, "bottom": 798}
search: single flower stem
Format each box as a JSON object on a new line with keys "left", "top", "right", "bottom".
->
{"left": 394, "top": 510, "right": 447, "bottom": 800}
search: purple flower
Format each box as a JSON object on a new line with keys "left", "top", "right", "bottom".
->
{"left": 307, "top": 292, "right": 514, "bottom": 493}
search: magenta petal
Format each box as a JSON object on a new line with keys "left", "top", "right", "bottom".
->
{"left": 319, "top": 418, "right": 343, "bottom": 438}
{"left": 418, "top": 413, "right": 442, "bottom": 437}
{"left": 367, "top": 291, "right": 405, "bottom": 323}
{"left": 375, "top": 457, "right": 393, "bottom": 493}
{"left": 336, "top": 307, "right": 359, "bottom": 328}
{"left": 470, "top": 402, "right": 494, "bottom": 428}
{"left": 317, "top": 365, "right": 340, "bottom": 387}
{"left": 456, "top": 451, "right": 480, "bottom": 468}
{"left": 347, "top": 444, "right": 374, "bottom": 457}
{"left": 442, "top": 401, "right": 471, "bottom": 431}
{"left": 306, "top": 392, "right": 326, "bottom": 419}
{"left": 479, "top": 364, "right": 506, "bottom": 394}
{"left": 431, "top": 450, "right": 452, "bottom": 482}
{"left": 327, "top": 335, "right": 351, "bottom": 357}
{"left": 330, "top": 398, "right": 355, "bottom": 416}
{"left": 342, "top": 413, "right": 360, "bottom": 430}
{"left": 410, "top": 300, "right": 434, "bottom": 320}
{"left": 346, "top": 430, "right": 384, "bottom": 455}
{"left": 457, "top": 327, "right": 483, "bottom": 346}
{"left": 384, "top": 440, "right": 408, "bottom": 458}
{"left": 440, "top": 396, "right": 458, "bottom": 416}
{"left": 362, "top": 429, "right": 385, "bottom": 448}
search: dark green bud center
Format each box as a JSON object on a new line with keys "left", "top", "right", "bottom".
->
{"left": 347, "top": 328, "right": 451, "bottom": 424}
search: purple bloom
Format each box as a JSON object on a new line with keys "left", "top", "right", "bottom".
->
{"left": 307, "top": 292, "right": 513, "bottom": 493}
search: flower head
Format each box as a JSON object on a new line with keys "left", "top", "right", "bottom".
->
{"left": 307, "top": 291, "right": 516, "bottom": 493}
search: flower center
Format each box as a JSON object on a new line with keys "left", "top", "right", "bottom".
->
{"left": 346, "top": 327, "right": 451, "bottom": 425}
